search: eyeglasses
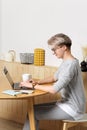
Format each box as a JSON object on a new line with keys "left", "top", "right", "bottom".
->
{"left": 51, "top": 46, "right": 62, "bottom": 53}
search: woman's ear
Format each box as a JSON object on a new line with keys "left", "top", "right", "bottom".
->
{"left": 62, "top": 45, "right": 67, "bottom": 51}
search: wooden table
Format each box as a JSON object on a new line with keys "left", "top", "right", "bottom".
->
{"left": 0, "top": 77, "right": 48, "bottom": 130}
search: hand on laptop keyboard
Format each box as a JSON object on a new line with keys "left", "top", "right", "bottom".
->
{"left": 20, "top": 81, "right": 33, "bottom": 89}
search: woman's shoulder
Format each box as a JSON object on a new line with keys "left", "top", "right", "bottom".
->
{"left": 62, "top": 58, "right": 79, "bottom": 69}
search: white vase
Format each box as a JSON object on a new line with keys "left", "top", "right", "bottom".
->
{"left": 5, "top": 50, "right": 16, "bottom": 62}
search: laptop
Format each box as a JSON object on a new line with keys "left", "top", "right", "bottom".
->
{"left": 3, "top": 66, "right": 32, "bottom": 90}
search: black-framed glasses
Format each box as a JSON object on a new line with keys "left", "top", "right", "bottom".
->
{"left": 51, "top": 46, "right": 62, "bottom": 53}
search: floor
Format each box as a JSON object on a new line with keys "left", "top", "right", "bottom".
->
{"left": 0, "top": 118, "right": 23, "bottom": 130}
{"left": 0, "top": 118, "right": 46, "bottom": 130}
{"left": 0, "top": 118, "right": 87, "bottom": 130}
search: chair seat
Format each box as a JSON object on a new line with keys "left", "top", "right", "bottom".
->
{"left": 63, "top": 113, "right": 87, "bottom": 122}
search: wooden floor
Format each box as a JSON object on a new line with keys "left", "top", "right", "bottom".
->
{"left": 0, "top": 118, "right": 46, "bottom": 130}
{"left": 0, "top": 118, "right": 23, "bottom": 130}
{"left": 0, "top": 118, "right": 87, "bottom": 130}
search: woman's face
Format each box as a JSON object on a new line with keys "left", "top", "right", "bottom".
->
{"left": 51, "top": 45, "right": 66, "bottom": 59}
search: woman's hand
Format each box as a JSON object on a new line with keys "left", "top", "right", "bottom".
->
{"left": 29, "top": 79, "right": 38, "bottom": 85}
{"left": 20, "top": 81, "right": 33, "bottom": 89}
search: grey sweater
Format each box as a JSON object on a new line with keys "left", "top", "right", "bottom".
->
{"left": 53, "top": 59, "right": 86, "bottom": 120}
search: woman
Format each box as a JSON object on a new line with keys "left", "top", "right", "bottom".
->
{"left": 20, "top": 33, "right": 86, "bottom": 130}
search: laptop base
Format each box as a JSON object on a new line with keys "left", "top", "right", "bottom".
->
{"left": 14, "top": 83, "right": 32, "bottom": 90}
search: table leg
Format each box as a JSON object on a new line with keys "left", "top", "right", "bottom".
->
{"left": 27, "top": 97, "right": 36, "bottom": 130}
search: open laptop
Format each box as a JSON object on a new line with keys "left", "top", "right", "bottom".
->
{"left": 3, "top": 66, "right": 32, "bottom": 90}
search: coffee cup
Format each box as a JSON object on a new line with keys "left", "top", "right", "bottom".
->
{"left": 22, "top": 74, "right": 32, "bottom": 82}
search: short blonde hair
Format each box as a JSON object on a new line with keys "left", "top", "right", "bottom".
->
{"left": 47, "top": 33, "right": 72, "bottom": 49}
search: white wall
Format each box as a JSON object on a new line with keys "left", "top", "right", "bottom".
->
{"left": 0, "top": 0, "right": 87, "bottom": 66}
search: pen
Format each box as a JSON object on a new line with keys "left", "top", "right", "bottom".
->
{"left": 22, "top": 92, "right": 29, "bottom": 94}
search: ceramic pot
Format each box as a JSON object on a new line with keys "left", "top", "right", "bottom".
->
{"left": 5, "top": 50, "right": 16, "bottom": 62}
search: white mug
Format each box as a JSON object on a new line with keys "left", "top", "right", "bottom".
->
{"left": 22, "top": 74, "right": 32, "bottom": 82}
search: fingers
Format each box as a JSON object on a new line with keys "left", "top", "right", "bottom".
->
{"left": 19, "top": 82, "right": 32, "bottom": 88}
{"left": 19, "top": 82, "right": 24, "bottom": 87}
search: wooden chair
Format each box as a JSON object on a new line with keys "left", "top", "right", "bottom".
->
{"left": 62, "top": 113, "right": 87, "bottom": 130}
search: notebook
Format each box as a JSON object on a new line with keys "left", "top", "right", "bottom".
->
{"left": 2, "top": 89, "right": 34, "bottom": 96}
{"left": 3, "top": 66, "right": 33, "bottom": 90}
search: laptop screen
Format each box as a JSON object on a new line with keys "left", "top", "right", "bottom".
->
{"left": 3, "top": 67, "right": 14, "bottom": 89}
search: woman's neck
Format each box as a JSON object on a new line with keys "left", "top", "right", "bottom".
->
{"left": 63, "top": 50, "right": 75, "bottom": 60}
